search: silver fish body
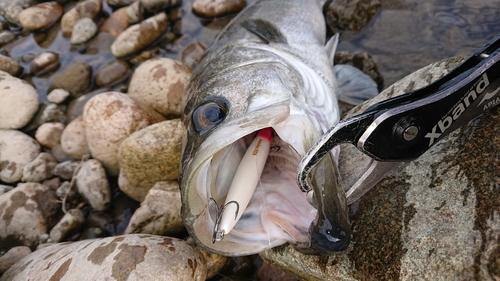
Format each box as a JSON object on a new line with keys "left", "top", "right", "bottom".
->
{"left": 180, "top": 0, "right": 355, "bottom": 256}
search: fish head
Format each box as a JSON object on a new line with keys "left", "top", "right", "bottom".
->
{"left": 180, "top": 46, "right": 350, "bottom": 256}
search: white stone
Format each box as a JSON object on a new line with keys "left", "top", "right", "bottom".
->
{"left": 21, "top": 152, "right": 58, "bottom": 182}
{"left": 75, "top": 159, "right": 111, "bottom": 211}
{"left": 47, "top": 88, "right": 70, "bottom": 104}
{"left": 35, "top": 122, "right": 65, "bottom": 148}
{"left": 61, "top": 116, "right": 90, "bottom": 160}
{"left": 71, "top": 17, "right": 98, "bottom": 44}
{"left": 0, "top": 130, "right": 41, "bottom": 183}
{"left": 0, "top": 71, "right": 39, "bottom": 129}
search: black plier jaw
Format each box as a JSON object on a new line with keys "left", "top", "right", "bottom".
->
{"left": 298, "top": 32, "right": 500, "bottom": 204}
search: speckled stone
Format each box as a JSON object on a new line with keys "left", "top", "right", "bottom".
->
{"left": 0, "top": 129, "right": 41, "bottom": 183}
{"left": 0, "top": 54, "right": 22, "bottom": 76}
{"left": 192, "top": 0, "right": 246, "bottom": 18}
{"left": 325, "top": 0, "right": 381, "bottom": 32}
{"left": 18, "top": 1, "right": 63, "bottom": 31}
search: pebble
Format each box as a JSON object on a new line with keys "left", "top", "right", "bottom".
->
{"left": 21, "top": 152, "right": 58, "bottom": 182}
{"left": 47, "top": 88, "right": 70, "bottom": 104}
{"left": 0, "top": 182, "right": 61, "bottom": 252}
{"left": 325, "top": 0, "right": 381, "bottom": 32}
{"left": 141, "top": 0, "right": 182, "bottom": 13}
{"left": 128, "top": 58, "right": 191, "bottom": 118}
{"left": 0, "top": 184, "right": 13, "bottom": 195}
{"left": 125, "top": 181, "right": 184, "bottom": 235}
{"left": 1, "top": 234, "right": 207, "bottom": 281}
{"left": 126, "top": 0, "right": 144, "bottom": 24}
{"left": 0, "top": 30, "right": 15, "bottom": 46}
{"left": 55, "top": 181, "right": 78, "bottom": 202}
{"left": 18, "top": 1, "right": 63, "bottom": 31}
{"left": 53, "top": 161, "right": 80, "bottom": 180}
{"left": 48, "top": 62, "right": 92, "bottom": 98}
{"left": 192, "top": 0, "right": 246, "bottom": 18}
{"left": 111, "top": 12, "right": 168, "bottom": 58}
{"left": 100, "top": 6, "right": 130, "bottom": 37}
{"left": 50, "top": 144, "right": 73, "bottom": 163}
{"left": 106, "top": 0, "right": 136, "bottom": 7}
{"left": 60, "top": 0, "right": 102, "bottom": 37}
{"left": 83, "top": 92, "right": 165, "bottom": 176}
{"left": 257, "top": 262, "right": 297, "bottom": 281}
{"left": 0, "top": 130, "right": 40, "bottom": 183}
{"left": 0, "top": 54, "right": 22, "bottom": 76}
{"left": 49, "top": 208, "right": 85, "bottom": 242}
{"left": 66, "top": 89, "right": 108, "bottom": 123}
{"left": 60, "top": 116, "right": 90, "bottom": 159}
{"left": 181, "top": 42, "right": 206, "bottom": 69}
{"left": 75, "top": 159, "right": 111, "bottom": 211}
{"left": 35, "top": 122, "right": 65, "bottom": 148}
{"left": 0, "top": 71, "right": 39, "bottom": 130}
{"left": 0, "top": 246, "right": 32, "bottom": 275}
{"left": 0, "top": 0, "right": 37, "bottom": 24}
{"left": 94, "top": 60, "right": 130, "bottom": 87}
{"left": 29, "top": 51, "right": 60, "bottom": 76}
{"left": 118, "top": 119, "right": 183, "bottom": 201}
{"left": 196, "top": 246, "right": 228, "bottom": 279}
{"left": 71, "top": 17, "right": 98, "bottom": 44}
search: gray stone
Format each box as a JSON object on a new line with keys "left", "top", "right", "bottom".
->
{"left": 0, "top": 130, "right": 41, "bottom": 183}
{"left": 60, "top": 116, "right": 90, "bottom": 160}
{"left": 0, "top": 246, "right": 31, "bottom": 275}
{"left": 21, "top": 152, "right": 58, "bottom": 182}
{"left": 75, "top": 159, "right": 111, "bottom": 211}
{"left": 0, "top": 0, "right": 36, "bottom": 24}
{"left": 49, "top": 208, "right": 85, "bottom": 242}
{"left": 70, "top": 17, "right": 98, "bottom": 44}
{"left": 53, "top": 161, "right": 80, "bottom": 180}
{"left": 0, "top": 71, "right": 39, "bottom": 130}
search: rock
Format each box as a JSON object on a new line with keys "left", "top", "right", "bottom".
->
{"left": 21, "top": 152, "right": 58, "bottom": 182}
{"left": 0, "top": 30, "right": 16, "bottom": 46}
{"left": 49, "top": 208, "right": 85, "bottom": 242}
{"left": 100, "top": 6, "right": 129, "bottom": 36}
{"left": 47, "top": 88, "right": 70, "bottom": 104}
{"left": 128, "top": 58, "right": 191, "bottom": 118}
{"left": 0, "top": 71, "right": 39, "bottom": 130}
{"left": 42, "top": 177, "right": 60, "bottom": 191}
{"left": 66, "top": 89, "right": 108, "bottom": 123}
{"left": 29, "top": 51, "right": 60, "bottom": 76}
{"left": 48, "top": 63, "right": 92, "bottom": 98}
{"left": 257, "top": 262, "right": 297, "bottom": 281}
{"left": 60, "top": 0, "right": 102, "bottom": 37}
{"left": 325, "top": 0, "right": 381, "bottom": 32}
{"left": 55, "top": 181, "right": 78, "bottom": 203}
{"left": 24, "top": 103, "right": 67, "bottom": 133}
{"left": 334, "top": 51, "right": 384, "bottom": 91}
{"left": 35, "top": 122, "right": 65, "bottom": 148}
{"left": 140, "top": 0, "right": 182, "bottom": 13}
{"left": 181, "top": 42, "right": 206, "bottom": 69}
{"left": 106, "top": 0, "right": 135, "bottom": 7}
{"left": 0, "top": 182, "right": 61, "bottom": 252}
{"left": 18, "top": 1, "right": 63, "bottom": 31}
{"left": 1, "top": 234, "right": 207, "bottom": 281}
{"left": 126, "top": 0, "right": 144, "bottom": 24}
{"left": 197, "top": 247, "right": 227, "bottom": 279}
{"left": 192, "top": 0, "right": 246, "bottom": 18}
{"left": 83, "top": 92, "right": 165, "bottom": 176}
{"left": 261, "top": 57, "right": 500, "bottom": 280}
{"left": 0, "top": 54, "right": 22, "bottom": 76}
{"left": 75, "top": 159, "right": 111, "bottom": 211}
{"left": 71, "top": 17, "right": 98, "bottom": 44}
{"left": 0, "top": 246, "right": 31, "bottom": 275}
{"left": 125, "top": 181, "right": 184, "bottom": 235}
{"left": 0, "top": 130, "right": 41, "bottom": 183}
{"left": 111, "top": 12, "right": 168, "bottom": 58}
{"left": 60, "top": 116, "right": 90, "bottom": 159}
{"left": 118, "top": 119, "right": 183, "bottom": 201}
{"left": 0, "top": 184, "right": 13, "bottom": 195}
{"left": 53, "top": 161, "right": 80, "bottom": 180}
{"left": 94, "top": 60, "right": 130, "bottom": 87}
{"left": 50, "top": 145, "right": 73, "bottom": 163}
{"left": 0, "top": 0, "right": 37, "bottom": 24}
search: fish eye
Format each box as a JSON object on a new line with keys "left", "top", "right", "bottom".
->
{"left": 192, "top": 101, "right": 228, "bottom": 132}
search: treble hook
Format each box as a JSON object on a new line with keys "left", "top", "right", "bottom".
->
{"left": 210, "top": 198, "right": 240, "bottom": 243}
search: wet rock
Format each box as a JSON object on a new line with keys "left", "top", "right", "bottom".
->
{"left": 0, "top": 246, "right": 31, "bottom": 275}
{"left": 111, "top": 12, "right": 168, "bottom": 58}
{"left": 21, "top": 152, "right": 58, "bottom": 182}
{"left": 197, "top": 246, "right": 228, "bottom": 279}
{"left": 53, "top": 161, "right": 80, "bottom": 180}
{"left": 118, "top": 119, "right": 183, "bottom": 201}
{"left": 48, "top": 62, "right": 92, "bottom": 98}
{"left": 1, "top": 234, "right": 207, "bottom": 281}
{"left": 55, "top": 181, "right": 78, "bottom": 203}
{"left": 0, "top": 71, "right": 39, "bottom": 130}
{"left": 0, "top": 54, "right": 22, "bottom": 76}
{"left": 49, "top": 208, "right": 85, "bottom": 242}
{"left": 141, "top": 0, "right": 181, "bottom": 13}
{"left": 60, "top": 0, "right": 102, "bottom": 37}
{"left": 106, "top": 0, "right": 135, "bottom": 7}
{"left": 94, "top": 60, "right": 130, "bottom": 87}
{"left": 192, "top": 0, "right": 246, "bottom": 18}
{"left": 83, "top": 92, "right": 165, "bottom": 176}
{"left": 334, "top": 51, "right": 384, "bottom": 91}
{"left": 70, "top": 17, "right": 98, "bottom": 44}
{"left": 18, "top": 1, "right": 63, "bottom": 31}
{"left": 100, "top": 6, "right": 129, "bottom": 36}
{"left": 181, "top": 42, "right": 205, "bottom": 69}
{"left": 126, "top": 0, "right": 144, "bottom": 24}
{"left": 125, "top": 181, "right": 184, "bottom": 235}
{"left": 257, "top": 262, "right": 297, "bottom": 281}
{"left": 47, "top": 88, "right": 70, "bottom": 104}
{"left": 0, "top": 0, "right": 36, "bottom": 24}
{"left": 128, "top": 58, "right": 191, "bottom": 118}
{"left": 25, "top": 103, "right": 67, "bottom": 133}
{"left": 0, "top": 182, "right": 60, "bottom": 252}
{"left": 35, "top": 122, "right": 65, "bottom": 148}
{"left": 75, "top": 159, "right": 111, "bottom": 211}
{"left": 0, "top": 130, "right": 40, "bottom": 183}
{"left": 0, "top": 30, "right": 15, "bottom": 46}
{"left": 60, "top": 116, "right": 90, "bottom": 160}
{"left": 325, "top": 0, "right": 381, "bottom": 32}
{"left": 29, "top": 51, "right": 60, "bottom": 76}
{"left": 261, "top": 57, "right": 500, "bottom": 280}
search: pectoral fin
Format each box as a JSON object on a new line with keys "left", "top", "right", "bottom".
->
{"left": 241, "top": 19, "right": 288, "bottom": 44}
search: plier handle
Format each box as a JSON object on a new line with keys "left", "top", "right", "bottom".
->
{"left": 297, "top": 33, "right": 500, "bottom": 204}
